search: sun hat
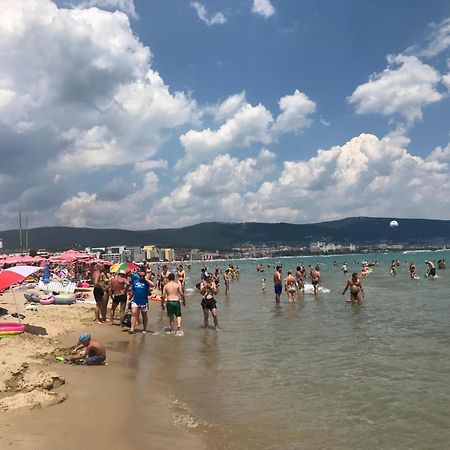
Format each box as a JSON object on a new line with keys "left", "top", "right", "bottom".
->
{"left": 78, "top": 332, "right": 91, "bottom": 344}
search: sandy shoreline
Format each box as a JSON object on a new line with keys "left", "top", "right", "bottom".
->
{"left": 0, "top": 289, "right": 205, "bottom": 449}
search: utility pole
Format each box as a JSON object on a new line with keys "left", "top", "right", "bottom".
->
{"left": 18, "top": 196, "right": 23, "bottom": 251}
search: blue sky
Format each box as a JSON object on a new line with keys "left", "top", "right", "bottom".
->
{"left": 1, "top": 0, "right": 450, "bottom": 230}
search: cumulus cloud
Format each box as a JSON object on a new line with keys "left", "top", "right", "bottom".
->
{"left": 150, "top": 149, "right": 276, "bottom": 227}
{"left": 190, "top": 2, "right": 226, "bottom": 26}
{"left": 251, "top": 0, "right": 275, "bottom": 18}
{"left": 55, "top": 172, "right": 158, "bottom": 228}
{"left": 274, "top": 90, "right": 316, "bottom": 133}
{"left": 348, "top": 54, "right": 443, "bottom": 125}
{"left": 141, "top": 133, "right": 450, "bottom": 227}
{"left": 178, "top": 90, "right": 315, "bottom": 168}
{"left": 0, "top": 0, "right": 197, "bottom": 229}
{"left": 72, "top": 0, "right": 138, "bottom": 19}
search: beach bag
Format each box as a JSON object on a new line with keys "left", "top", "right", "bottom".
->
{"left": 122, "top": 311, "right": 131, "bottom": 328}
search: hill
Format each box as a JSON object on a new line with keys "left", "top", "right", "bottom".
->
{"left": 0, "top": 217, "right": 449, "bottom": 251}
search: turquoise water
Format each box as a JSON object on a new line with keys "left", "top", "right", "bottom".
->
{"left": 119, "top": 251, "right": 450, "bottom": 449}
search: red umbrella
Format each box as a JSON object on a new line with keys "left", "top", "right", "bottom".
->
{"left": 0, "top": 266, "right": 41, "bottom": 292}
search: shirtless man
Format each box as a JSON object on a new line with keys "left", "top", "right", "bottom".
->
{"left": 310, "top": 265, "right": 321, "bottom": 295}
{"left": 200, "top": 274, "right": 219, "bottom": 330}
{"left": 390, "top": 260, "right": 397, "bottom": 276}
{"left": 162, "top": 273, "right": 185, "bottom": 335}
{"left": 342, "top": 273, "right": 364, "bottom": 305}
{"left": 295, "top": 266, "right": 304, "bottom": 293}
{"left": 426, "top": 260, "right": 436, "bottom": 279}
{"left": 109, "top": 271, "right": 130, "bottom": 326}
{"left": 273, "top": 266, "right": 282, "bottom": 303}
{"left": 284, "top": 271, "right": 297, "bottom": 303}
{"left": 92, "top": 264, "right": 108, "bottom": 323}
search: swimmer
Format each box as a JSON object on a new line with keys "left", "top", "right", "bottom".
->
{"left": 426, "top": 260, "right": 436, "bottom": 279}
{"left": 273, "top": 266, "right": 282, "bottom": 303}
{"left": 200, "top": 274, "right": 219, "bottom": 330}
{"left": 390, "top": 260, "right": 397, "bottom": 277}
{"left": 342, "top": 273, "right": 364, "bottom": 305}
{"left": 261, "top": 278, "right": 266, "bottom": 294}
{"left": 310, "top": 266, "right": 321, "bottom": 295}
{"left": 409, "top": 262, "right": 416, "bottom": 279}
{"left": 295, "top": 266, "right": 304, "bottom": 293}
{"left": 284, "top": 271, "right": 297, "bottom": 303}
{"left": 161, "top": 273, "right": 185, "bottom": 335}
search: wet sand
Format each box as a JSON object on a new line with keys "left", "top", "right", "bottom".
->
{"left": 0, "top": 290, "right": 205, "bottom": 450}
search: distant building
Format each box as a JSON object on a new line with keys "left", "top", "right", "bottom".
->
{"left": 189, "top": 249, "right": 217, "bottom": 261}
{"left": 161, "top": 248, "right": 175, "bottom": 261}
{"left": 127, "top": 246, "right": 146, "bottom": 262}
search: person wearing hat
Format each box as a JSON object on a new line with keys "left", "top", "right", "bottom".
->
{"left": 110, "top": 270, "right": 130, "bottom": 326}
{"left": 70, "top": 332, "right": 106, "bottom": 365}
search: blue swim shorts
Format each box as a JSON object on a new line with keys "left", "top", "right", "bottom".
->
{"left": 274, "top": 284, "right": 282, "bottom": 295}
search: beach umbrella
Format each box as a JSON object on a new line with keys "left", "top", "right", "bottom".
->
{"left": 0, "top": 266, "right": 41, "bottom": 324}
{"left": 0, "top": 266, "right": 41, "bottom": 292}
{"left": 110, "top": 262, "right": 140, "bottom": 273}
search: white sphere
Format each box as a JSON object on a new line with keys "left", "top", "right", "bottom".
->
{"left": 389, "top": 220, "right": 399, "bottom": 228}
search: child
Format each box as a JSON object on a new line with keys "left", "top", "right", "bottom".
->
{"left": 70, "top": 332, "right": 106, "bottom": 365}
{"left": 261, "top": 278, "right": 266, "bottom": 294}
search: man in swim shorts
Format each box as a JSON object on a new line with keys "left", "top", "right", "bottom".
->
{"left": 92, "top": 264, "right": 108, "bottom": 324}
{"left": 342, "top": 273, "right": 364, "bottom": 305}
{"left": 109, "top": 270, "right": 130, "bottom": 326}
{"left": 295, "top": 266, "right": 305, "bottom": 293}
{"left": 273, "top": 266, "right": 282, "bottom": 303}
{"left": 310, "top": 265, "right": 321, "bottom": 295}
{"left": 284, "top": 271, "right": 297, "bottom": 303}
{"left": 426, "top": 260, "right": 436, "bottom": 278}
{"left": 129, "top": 269, "right": 151, "bottom": 334}
{"left": 162, "top": 273, "right": 185, "bottom": 335}
{"left": 70, "top": 332, "right": 106, "bottom": 365}
{"left": 200, "top": 274, "right": 219, "bottom": 330}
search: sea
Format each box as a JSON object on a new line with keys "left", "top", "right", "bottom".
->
{"left": 116, "top": 250, "right": 450, "bottom": 450}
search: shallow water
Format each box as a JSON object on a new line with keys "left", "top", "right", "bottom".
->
{"left": 120, "top": 251, "right": 450, "bottom": 449}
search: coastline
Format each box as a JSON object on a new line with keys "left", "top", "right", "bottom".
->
{"left": 0, "top": 290, "right": 205, "bottom": 450}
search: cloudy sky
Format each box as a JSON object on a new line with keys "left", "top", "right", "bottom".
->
{"left": 1, "top": 0, "right": 450, "bottom": 230}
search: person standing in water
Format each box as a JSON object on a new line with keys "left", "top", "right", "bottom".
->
{"left": 310, "top": 265, "right": 321, "bottom": 295}
{"left": 200, "top": 274, "right": 219, "bottom": 330}
{"left": 295, "top": 266, "right": 305, "bottom": 294}
{"left": 284, "top": 271, "right": 297, "bottom": 303}
{"left": 409, "top": 262, "right": 416, "bottom": 279}
{"left": 162, "top": 273, "right": 185, "bottom": 335}
{"left": 273, "top": 266, "right": 282, "bottom": 303}
{"left": 342, "top": 273, "right": 364, "bottom": 305}
{"left": 390, "top": 260, "right": 397, "bottom": 276}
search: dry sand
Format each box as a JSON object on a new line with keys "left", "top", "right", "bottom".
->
{"left": 0, "top": 289, "right": 205, "bottom": 450}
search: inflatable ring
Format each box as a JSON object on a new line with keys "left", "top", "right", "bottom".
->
{"left": 0, "top": 322, "right": 25, "bottom": 337}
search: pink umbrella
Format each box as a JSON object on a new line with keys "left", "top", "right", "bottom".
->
{"left": 4, "top": 256, "right": 19, "bottom": 265}
{"left": 0, "top": 265, "right": 41, "bottom": 292}
{"left": 20, "top": 255, "right": 34, "bottom": 264}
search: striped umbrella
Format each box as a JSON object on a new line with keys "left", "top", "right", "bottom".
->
{"left": 110, "top": 262, "right": 141, "bottom": 273}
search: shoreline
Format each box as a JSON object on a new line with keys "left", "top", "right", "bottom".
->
{"left": 0, "top": 290, "right": 205, "bottom": 450}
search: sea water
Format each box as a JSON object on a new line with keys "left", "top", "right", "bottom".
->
{"left": 117, "top": 251, "right": 450, "bottom": 449}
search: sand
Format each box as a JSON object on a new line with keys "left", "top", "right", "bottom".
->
{"left": 0, "top": 289, "right": 205, "bottom": 450}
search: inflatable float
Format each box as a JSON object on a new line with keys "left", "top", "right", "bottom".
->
{"left": 0, "top": 322, "right": 25, "bottom": 337}
{"left": 53, "top": 296, "right": 76, "bottom": 305}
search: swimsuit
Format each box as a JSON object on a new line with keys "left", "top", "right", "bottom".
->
{"left": 201, "top": 297, "right": 217, "bottom": 311}
{"left": 167, "top": 300, "right": 182, "bottom": 317}
{"left": 274, "top": 284, "right": 282, "bottom": 295}
{"left": 93, "top": 287, "right": 104, "bottom": 304}
{"left": 85, "top": 354, "right": 106, "bottom": 365}
{"left": 112, "top": 294, "right": 127, "bottom": 304}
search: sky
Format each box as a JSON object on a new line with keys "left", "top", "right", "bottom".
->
{"left": 1, "top": 0, "right": 450, "bottom": 230}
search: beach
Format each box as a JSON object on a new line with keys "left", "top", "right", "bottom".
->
{"left": 2, "top": 251, "right": 450, "bottom": 449}
{"left": 0, "top": 290, "right": 205, "bottom": 450}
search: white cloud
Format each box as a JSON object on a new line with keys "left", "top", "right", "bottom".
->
{"left": 0, "top": 0, "right": 198, "bottom": 229}
{"left": 150, "top": 149, "right": 276, "bottom": 227}
{"left": 179, "top": 102, "right": 274, "bottom": 168}
{"left": 419, "top": 18, "right": 450, "bottom": 58}
{"left": 134, "top": 159, "right": 168, "bottom": 172}
{"left": 55, "top": 172, "right": 158, "bottom": 228}
{"left": 251, "top": 0, "right": 275, "bottom": 18}
{"left": 143, "top": 133, "right": 450, "bottom": 227}
{"left": 190, "top": 2, "right": 226, "bottom": 26}
{"left": 72, "top": 0, "right": 138, "bottom": 19}
{"left": 348, "top": 54, "right": 443, "bottom": 125}
{"left": 274, "top": 90, "right": 316, "bottom": 133}
{"left": 179, "top": 90, "right": 315, "bottom": 168}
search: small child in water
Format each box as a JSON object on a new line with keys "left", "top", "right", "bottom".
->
{"left": 70, "top": 332, "right": 106, "bottom": 365}
{"left": 261, "top": 278, "right": 266, "bottom": 294}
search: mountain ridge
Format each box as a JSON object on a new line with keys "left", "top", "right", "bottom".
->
{"left": 0, "top": 217, "right": 449, "bottom": 251}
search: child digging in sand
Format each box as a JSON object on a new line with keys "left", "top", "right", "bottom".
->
{"left": 70, "top": 332, "right": 106, "bottom": 365}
